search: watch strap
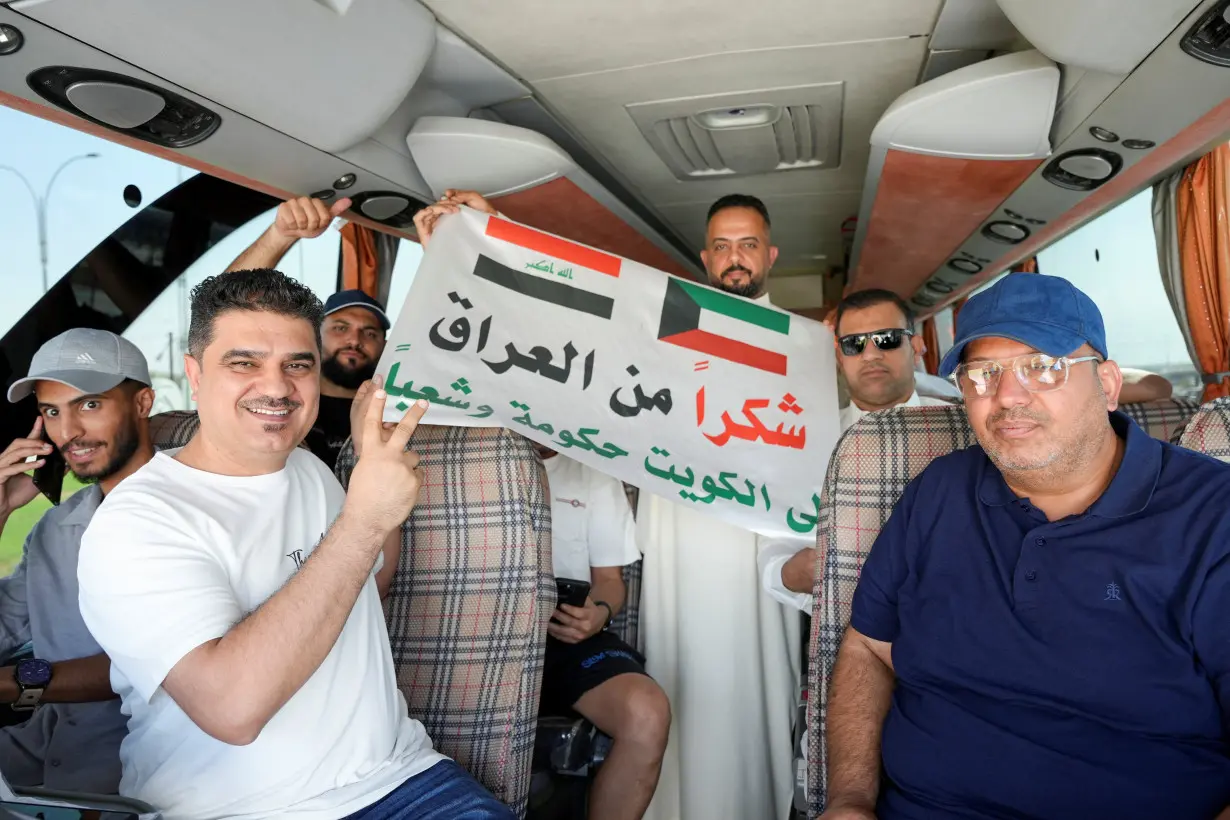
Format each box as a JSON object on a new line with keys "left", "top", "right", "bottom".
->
{"left": 594, "top": 600, "right": 613, "bottom": 630}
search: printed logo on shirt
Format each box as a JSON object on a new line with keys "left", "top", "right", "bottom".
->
{"left": 1104, "top": 582, "right": 1122, "bottom": 602}
{"left": 556, "top": 496, "right": 587, "bottom": 509}
{"left": 287, "top": 549, "right": 306, "bottom": 570}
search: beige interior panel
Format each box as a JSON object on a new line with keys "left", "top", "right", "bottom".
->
{"left": 423, "top": 0, "right": 943, "bottom": 81}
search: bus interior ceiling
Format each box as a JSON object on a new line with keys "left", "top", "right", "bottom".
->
{"left": 0, "top": 0, "right": 1227, "bottom": 320}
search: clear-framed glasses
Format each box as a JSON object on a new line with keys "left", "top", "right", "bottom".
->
{"left": 950, "top": 354, "right": 1101, "bottom": 398}
{"left": 838, "top": 328, "right": 914, "bottom": 357}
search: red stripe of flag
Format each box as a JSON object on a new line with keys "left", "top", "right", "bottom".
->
{"left": 665, "top": 329, "right": 788, "bottom": 376}
{"left": 485, "top": 217, "right": 622, "bottom": 278}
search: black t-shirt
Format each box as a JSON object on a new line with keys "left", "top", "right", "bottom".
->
{"left": 304, "top": 394, "right": 353, "bottom": 471}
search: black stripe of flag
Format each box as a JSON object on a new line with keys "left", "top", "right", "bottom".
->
{"left": 472, "top": 254, "right": 614, "bottom": 319}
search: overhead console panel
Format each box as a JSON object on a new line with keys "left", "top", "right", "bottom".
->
{"left": 849, "top": 50, "right": 1058, "bottom": 296}
{"left": 995, "top": 0, "right": 1202, "bottom": 74}
{"left": 10, "top": 0, "right": 436, "bottom": 152}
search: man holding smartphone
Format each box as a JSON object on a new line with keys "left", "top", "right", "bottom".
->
{"left": 0, "top": 328, "right": 156, "bottom": 792}
{"left": 537, "top": 445, "right": 671, "bottom": 820}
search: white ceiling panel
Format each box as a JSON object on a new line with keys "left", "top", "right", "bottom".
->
{"left": 423, "top": 0, "right": 944, "bottom": 81}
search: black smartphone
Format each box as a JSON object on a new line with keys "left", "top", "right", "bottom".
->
{"left": 555, "top": 578, "right": 591, "bottom": 609}
{"left": 31, "top": 429, "right": 65, "bottom": 506}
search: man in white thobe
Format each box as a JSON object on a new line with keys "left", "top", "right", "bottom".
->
{"left": 640, "top": 195, "right": 802, "bottom": 820}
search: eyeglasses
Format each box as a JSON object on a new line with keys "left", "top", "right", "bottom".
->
{"left": 837, "top": 328, "right": 914, "bottom": 357}
{"left": 951, "top": 354, "right": 1101, "bottom": 398}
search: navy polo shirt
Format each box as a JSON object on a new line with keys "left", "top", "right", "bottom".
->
{"left": 851, "top": 412, "right": 1230, "bottom": 820}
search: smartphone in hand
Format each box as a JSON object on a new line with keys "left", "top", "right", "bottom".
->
{"left": 30, "top": 431, "right": 65, "bottom": 506}
{"left": 554, "top": 578, "right": 591, "bottom": 610}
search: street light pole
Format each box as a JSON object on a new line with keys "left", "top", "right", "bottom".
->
{"left": 0, "top": 152, "right": 100, "bottom": 293}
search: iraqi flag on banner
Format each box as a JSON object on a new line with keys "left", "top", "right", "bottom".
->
{"left": 475, "top": 217, "right": 621, "bottom": 319}
{"left": 375, "top": 206, "right": 841, "bottom": 538}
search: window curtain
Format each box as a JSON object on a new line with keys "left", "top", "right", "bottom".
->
{"left": 1154, "top": 143, "right": 1230, "bottom": 401}
{"left": 338, "top": 223, "right": 400, "bottom": 306}
{"left": 921, "top": 317, "right": 940, "bottom": 374}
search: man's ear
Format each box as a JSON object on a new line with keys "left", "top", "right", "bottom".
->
{"left": 700, "top": 249, "right": 711, "bottom": 271}
{"left": 135, "top": 386, "right": 155, "bottom": 419}
{"left": 1099, "top": 360, "right": 1124, "bottom": 411}
{"left": 768, "top": 245, "right": 779, "bottom": 269}
{"left": 184, "top": 353, "right": 202, "bottom": 402}
{"left": 911, "top": 333, "right": 925, "bottom": 358}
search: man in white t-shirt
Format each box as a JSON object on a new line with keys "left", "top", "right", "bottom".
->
{"left": 536, "top": 446, "right": 670, "bottom": 820}
{"left": 761, "top": 289, "right": 955, "bottom": 612}
{"left": 77, "top": 269, "right": 513, "bottom": 820}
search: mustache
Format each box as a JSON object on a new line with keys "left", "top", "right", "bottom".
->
{"left": 987, "top": 407, "right": 1049, "bottom": 427}
{"left": 240, "top": 397, "right": 302, "bottom": 412}
{"left": 722, "top": 264, "right": 752, "bottom": 277}
{"left": 60, "top": 438, "right": 105, "bottom": 454}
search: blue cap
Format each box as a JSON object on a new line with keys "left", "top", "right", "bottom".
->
{"left": 324, "top": 289, "right": 390, "bottom": 331}
{"left": 939, "top": 273, "right": 1107, "bottom": 378}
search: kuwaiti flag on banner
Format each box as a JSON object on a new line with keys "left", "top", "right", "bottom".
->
{"left": 376, "top": 206, "right": 841, "bottom": 537}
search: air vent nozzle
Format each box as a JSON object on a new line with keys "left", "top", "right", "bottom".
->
{"left": 628, "top": 83, "right": 844, "bottom": 181}
{"left": 28, "top": 66, "right": 219, "bottom": 148}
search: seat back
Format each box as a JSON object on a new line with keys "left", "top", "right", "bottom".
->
{"left": 803, "top": 398, "right": 1201, "bottom": 817}
{"left": 1177, "top": 397, "right": 1230, "bottom": 461}
{"left": 149, "top": 413, "right": 553, "bottom": 817}
{"left": 1119, "top": 398, "right": 1199, "bottom": 443}
{"left": 336, "top": 427, "right": 552, "bottom": 818}
{"left": 806, "top": 405, "right": 978, "bottom": 817}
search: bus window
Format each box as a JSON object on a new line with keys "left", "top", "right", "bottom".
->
{"left": 0, "top": 105, "right": 197, "bottom": 338}
{"left": 966, "top": 190, "right": 1200, "bottom": 400}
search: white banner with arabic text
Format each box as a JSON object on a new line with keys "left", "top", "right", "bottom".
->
{"left": 375, "top": 208, "right": 840, "bottom": 538}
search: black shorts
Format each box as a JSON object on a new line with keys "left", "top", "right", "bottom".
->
{"left": 539, "top": 630, "right": 648, "bottom": 714}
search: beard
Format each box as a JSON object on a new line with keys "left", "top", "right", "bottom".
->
{"left": 715, "top": 265, "right": 762, "bottom": 299}
{"left": 66, "top": 415, "right": 141, "bottom": 484}
{"left": 322, "top": 349, "right": 377, "bottom": 391}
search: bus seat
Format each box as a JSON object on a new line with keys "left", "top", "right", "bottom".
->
{"left": 1177, "top": 398, "right": 1230, "bottom": 461}
{"left": 148, "top": 410, "right": 202, "bottom": 451}
{"left": 335, "top": 427, "right": 552, "bottom": 819}
{"left": 148, "top": 413, "right": 554, "bottom": 817}
{"left": 1119, "top": 398, "right": 1200, "bottom": 444}
{"left": 806, "top": 404, "right": 974, "bottom": 817}
{"left": 804, "top": 397, "right": 1203, "bottom": 816}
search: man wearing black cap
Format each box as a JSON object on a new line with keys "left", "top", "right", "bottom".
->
{"left": 226, "top": 195, "right": 391, "bottom": 469}
{"left": 823, "top": 273, "right": 1230, "bottom": 820}
{"left": 0, "top": 328, "right": 155, "bottom": 792}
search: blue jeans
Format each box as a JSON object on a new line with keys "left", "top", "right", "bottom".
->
{"left": 344, "top": 760, "right": 515, "bottom": 820}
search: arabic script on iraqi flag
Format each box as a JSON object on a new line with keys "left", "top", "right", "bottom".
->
{"left": 375, "top": 207, "right": 841, "bottom": 538}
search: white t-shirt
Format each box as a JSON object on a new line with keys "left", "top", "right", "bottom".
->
{"left": 543, "top": 455, "right": 640, "bottom": 581}
{"left": 77, "top": 449, "right": 445, "bottom": 820}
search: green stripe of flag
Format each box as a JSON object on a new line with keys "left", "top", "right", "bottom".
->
{"left": 673, "top": 280, "right": 790, "bottom": 334}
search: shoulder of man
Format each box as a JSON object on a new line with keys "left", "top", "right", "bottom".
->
{"left": 22, "top": 483, "right": 103, "bottom": 551}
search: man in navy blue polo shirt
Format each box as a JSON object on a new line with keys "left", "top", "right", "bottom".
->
{"left": 822, "top": 272, "right": 1230, "bottom": 820}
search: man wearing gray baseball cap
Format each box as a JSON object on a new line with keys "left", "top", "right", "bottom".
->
{"left": 0, "top": 327, "right": 156, "bottom": 792}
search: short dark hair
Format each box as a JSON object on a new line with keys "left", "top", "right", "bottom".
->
{"left": 834, "top": 289, "right": 916, "bottom": 334}
{"left": 706, "top": 194, "right": 771, "bottom": 229}
{"left": 188, "top": 269, "right": 324, "bottom": 358}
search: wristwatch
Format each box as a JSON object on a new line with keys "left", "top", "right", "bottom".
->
{"left": 12, "top": 658, "right": 51, "bottom": 711}
{"left": 594, "top": 601, "right": 613, "bottom": 631}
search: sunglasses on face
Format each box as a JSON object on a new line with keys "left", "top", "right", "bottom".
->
{"left": 837, "top": 328, "right": 914, "bottom": 357}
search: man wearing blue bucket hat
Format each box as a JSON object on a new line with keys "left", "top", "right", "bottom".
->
{"left": 821, "top": 273, "right": 1230, "bottom": 820}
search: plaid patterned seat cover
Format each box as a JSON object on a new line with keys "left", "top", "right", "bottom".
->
{"left": 148, "top": 413, "right": 553, "bottom": 817}
{"left": 805, "top": 398, "right": 1200, "bottom": 817}
{"left": 1177, "top": 397, "right": 1230, "bottom": 461}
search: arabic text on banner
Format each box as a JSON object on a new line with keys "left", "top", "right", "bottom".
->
{"left": 374, "top": 208, "right": 841, "bottom": 538}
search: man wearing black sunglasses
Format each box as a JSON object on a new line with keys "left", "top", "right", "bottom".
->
{"left": 833, "top": 290, "right": 954, "bottom": 433}
{"left": 760, "top": 289, "right": 955, "bottom": 612}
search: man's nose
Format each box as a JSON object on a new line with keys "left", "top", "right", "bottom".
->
{"left": 257, "top": 367, "right": 295, "bottom": 398}
{"left": 993, "top": 367, "right": 1032, "bottom": 407}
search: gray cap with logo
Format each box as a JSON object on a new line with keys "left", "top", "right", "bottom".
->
{"left": 7, "top": 328, "right": 151, "bottom": 403}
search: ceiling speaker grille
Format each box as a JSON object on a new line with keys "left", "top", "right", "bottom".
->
{"left": 628, "top": 84, "right": 844, "bottom": 181}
